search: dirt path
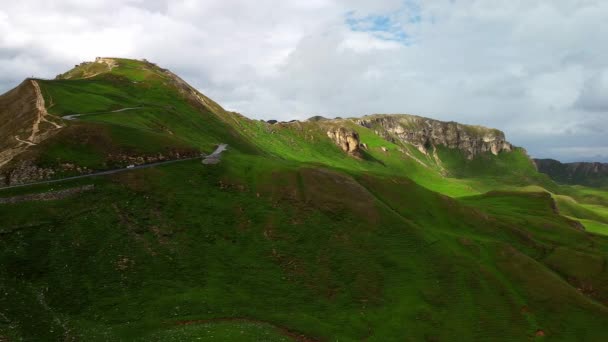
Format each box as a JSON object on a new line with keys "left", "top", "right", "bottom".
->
{"left": 14, "top": 136, "right": 36, "bottom": 146}
{"left": 0, "top": 148, "right": 26, "bottom": 168}
{"left": 26, "top": 80, "right": 63, "bottom": 143}
{"left": 0, "top": 81, "right": 63, "bottom": 168}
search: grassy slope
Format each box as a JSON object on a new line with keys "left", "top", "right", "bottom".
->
{"left": 2, "top": 154, "right": 608, "bottom": 341}
{"left": 1, "top": 58, "right": 608, "bottom": 340}
{"left": 231, "top": 117, "right": 608, "bottom": 236}
{"left": 20, "top": 58, "right": 256, "bottom": 174}
{"left": 0, "top": 59, "right": 256, "bottom": 185}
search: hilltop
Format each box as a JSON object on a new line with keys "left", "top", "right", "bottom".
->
{"left": 1, "top": 58, "right": 608, "bottom": 341}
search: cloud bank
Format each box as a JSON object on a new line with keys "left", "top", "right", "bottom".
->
{"left": 1, "top": 0, "right": 607, "bottom": 162}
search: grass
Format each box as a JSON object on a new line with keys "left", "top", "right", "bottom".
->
{"left": 579, "top": 219, "right": 608, "bottom": 236}
{"left": 2, "top": 156, "right": 608, "bottom": 340}
{"left": 135, "top": 321, "right": 293, "bottom": 342}
{"left": 1, "top": 58, "right": 608, "bottom": 341}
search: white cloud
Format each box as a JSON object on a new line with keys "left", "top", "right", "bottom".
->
{"left": 575, "top": 69, "right": 608, "bottom": 112}
{"left": 1, "top": 0, "right": 607, "bottom": 162}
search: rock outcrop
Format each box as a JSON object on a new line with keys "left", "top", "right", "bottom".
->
{"left": 106, "top": 149, "right": 198, "bottom": 167}
{"left": 1, "top": 161, "right": 56, "bottom": 186}
{"left": 534, "top": 159, "right": 608, "bottom": 188}
{"left": 326, "top": 127, "right": 361, "bottom": 156}
{"left": 354, "top": 114, "right": 512, "bottom": 159}
{"left": 1, "top": 149, "right": 198, "bottom": 187}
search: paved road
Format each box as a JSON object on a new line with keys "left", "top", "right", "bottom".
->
{"left": 0, "top": 144, "right": 228, "bottom": 191}
{"left": 202, "top": 143, "right": 228, "bottom": 164}
{"left": 63, "top": 107, "right": 143, "bottom": 120}
{"left": 2, "top": 102, "right": 228, "bottom": 191}
{"left": 208, "top": 143, "right": 228, "bottom": 157}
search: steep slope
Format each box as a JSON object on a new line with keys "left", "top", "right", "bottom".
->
{"left": 0, "top": 79, "right": 64, "bottom": 168}
{"left": 0, "top": 58, "right": 256, "bottom": 187}
{"left": 1, "top": 58, "right": 608, "bottom": 341}
{"left": 535, "top": 158, "right": 608, "bottom": 188}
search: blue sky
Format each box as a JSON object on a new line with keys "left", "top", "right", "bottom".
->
{"left": 1, "top": 0, "right": 607, "bottom": 162}
{"left": 345, "top": 13, "right": 410, "bottom": 43}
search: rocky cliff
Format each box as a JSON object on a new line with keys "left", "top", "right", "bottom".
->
{"left": 326, "top": 127, "right": 361, "bottom": 156}
{"left": 534, "top": 159, "right": 608, "bottom": 188}
{"left": 354, "top": 114, "right": 512, "bottom": 159}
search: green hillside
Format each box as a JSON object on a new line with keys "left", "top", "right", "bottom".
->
{"left": 1, "top": 58, "right": 608, "bottom": 341}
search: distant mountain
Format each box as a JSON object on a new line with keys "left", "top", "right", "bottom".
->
{"left": 534, "top": 158, "right": 608, "bottom": 188}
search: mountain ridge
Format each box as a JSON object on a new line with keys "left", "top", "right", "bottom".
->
{"left": 0, "top": 57, "right": 519, "bottom": 187}
{"left": 534, "top": 158, "right": 608, "bottom": 188}
{"left": 2, "top": 57, "right": 608, "bottom": 341}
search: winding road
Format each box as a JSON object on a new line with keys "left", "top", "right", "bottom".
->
{"left": 202, "top": 143, "right": 228, "bottom": 164}
{"left": 2, "top": 98, "right": 228, "bottom": 191}
{"left": 0, "top": 144, "right": 228, "bottom": 191}
{"left": 63, "top": 107, "right": 144, "bottom": 120}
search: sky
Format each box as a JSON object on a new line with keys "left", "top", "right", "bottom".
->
{"left": 1, "top": 0, "right": 607, "bottom": 162}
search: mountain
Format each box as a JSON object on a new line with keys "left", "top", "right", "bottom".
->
{"left": 0, "top": 58, "right": 255, "bottom": 186}
{"left": 534, "top": 158, "right": 608, "bottom": 188}
{"left": 0, "top": 79, "right": 63, "bottom": 169}
{"left": 1, "top": 58, "right": 608, "bottom": 341}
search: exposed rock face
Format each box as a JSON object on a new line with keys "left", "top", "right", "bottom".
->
{"left": 354, "top": 114, "right": 512, "bottom": 159}
{"left": 1, "top": 161, "right": 56, "bottom": 186}
{"left": 534, "top": 159, "right": 608, "bottom": 188}
{"left": 326, "top": 127, "right": 361, "bottom": 155}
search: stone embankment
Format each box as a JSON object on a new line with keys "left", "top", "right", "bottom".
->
{"left": 0, "top": 185, "right": 94, "bottom": 204}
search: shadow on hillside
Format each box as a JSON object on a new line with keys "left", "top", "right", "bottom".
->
{"left": 359, "top": 150, "right": 386, "bottom": 166}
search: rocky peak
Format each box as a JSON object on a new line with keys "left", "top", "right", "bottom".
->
{"left": 354, "top": 114, "right": 512, "bottom": 159}
{"left": 326, "top": 127, "right": 361, "bottom": 156}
